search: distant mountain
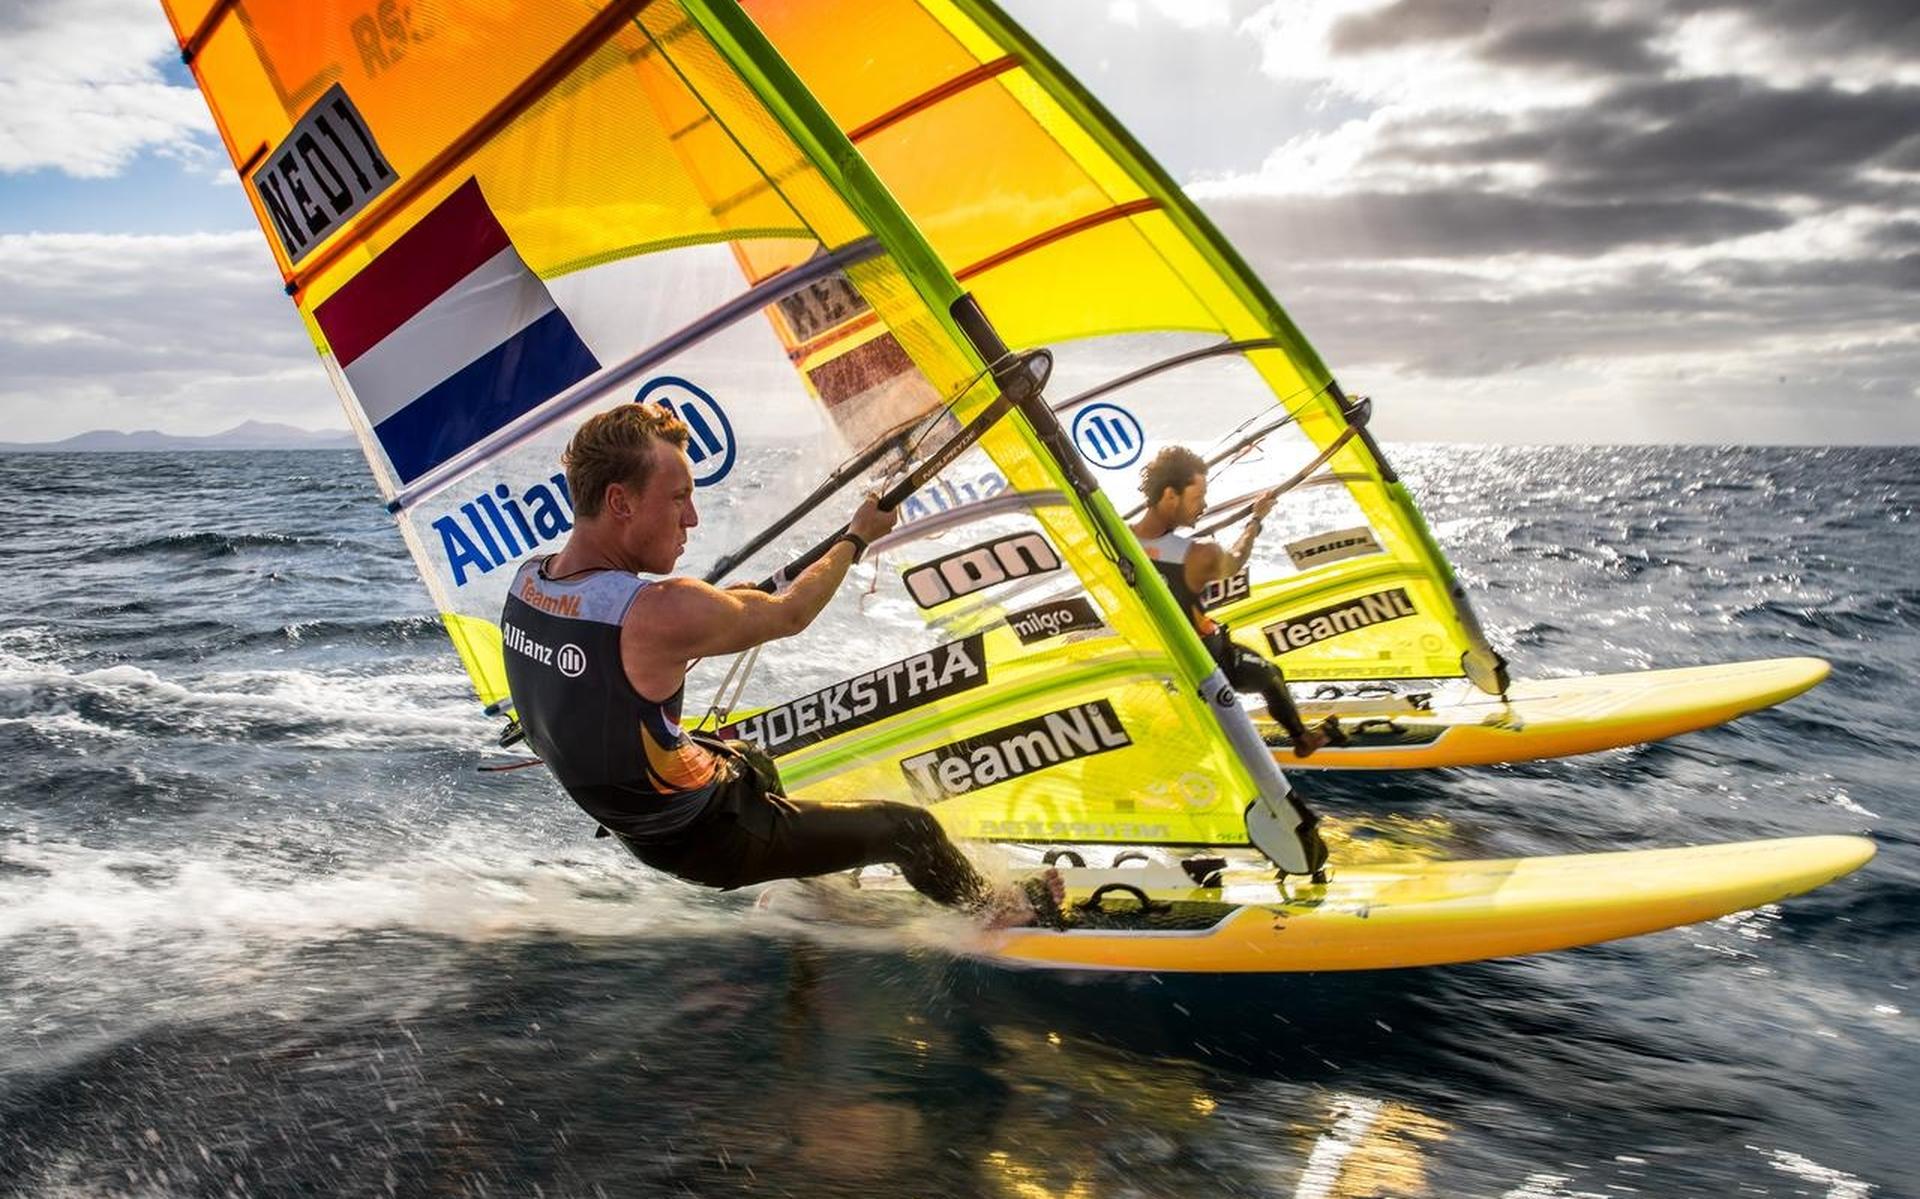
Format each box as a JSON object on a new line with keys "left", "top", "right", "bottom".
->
{"left": 0, "top": 421, "right": 358, "bottom": 452}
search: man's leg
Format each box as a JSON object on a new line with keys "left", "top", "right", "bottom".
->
{"left": 635, "top": 777, "right": 992, "bottom": 909}
{"left": 742, "top": 798, "right": 1066, "bottom": 924}
{"left": 716, "top": 740, "right": 991, "bottom": 904}
{"left": 739, "top": 798, "right": 993, "bottom": 909}
{"left": 1209, "top": 631, "right": 1339, "bottom": 757}
{"left": 629, "top": 744, "right": 1064, "bottom": 922}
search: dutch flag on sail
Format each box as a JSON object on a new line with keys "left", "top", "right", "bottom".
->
{"left": 312, "top": 179, "right": 599, "bottom": 483}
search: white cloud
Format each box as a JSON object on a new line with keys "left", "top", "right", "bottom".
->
{"left": 1110, "top": 0, "right": 1236, "bottom": 31}
{"left": 1664, "top": 7, "right": 1920, "bottom": 91}
{"left": 1240, "top": 0, "right": 1613, "bottom": 113}
{"left": 0, "top": 231, "right": 343, "bottom": 439}
{"left": 0, "top": 0, "right": 215, "bottom": 178}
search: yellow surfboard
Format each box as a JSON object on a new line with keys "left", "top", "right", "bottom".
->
{"left": 968, "top": 835, "right": 1873, "bottom": 973}
{"left": 1267, "top": 657, "right": 1829, "bottom": 770}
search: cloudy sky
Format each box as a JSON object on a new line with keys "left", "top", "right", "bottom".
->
{"left": 0, "top": 0, "right": 1915, "bottom": 443}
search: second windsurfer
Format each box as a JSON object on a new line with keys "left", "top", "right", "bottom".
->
{"left": 1129, "top": 446, "right": 1344, "bottom": 758}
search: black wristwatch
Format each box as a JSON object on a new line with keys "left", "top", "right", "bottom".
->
{"left": 834, "top": 531, "right": 869, "bottom": 562}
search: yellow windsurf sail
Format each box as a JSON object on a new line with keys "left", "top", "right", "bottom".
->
{"left": 162, "top": 0, "right": 1325, "bottom": 870}
{"left": 741, "top": 0, "right": 1511, "bottom": 696}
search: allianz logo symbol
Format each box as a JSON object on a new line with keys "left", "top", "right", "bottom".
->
{"left": 1070, "top": 402, "right": 1143, "bottom": 470}
{"left": 638, "top": 378, "right": 735, "bottom": 487}
{"left": 897, "top": 470, "right": 1008, "bottom": 525}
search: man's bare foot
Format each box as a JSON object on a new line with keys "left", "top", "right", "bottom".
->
{"left": 980, "top": 868, "right": 1067, "bottom": 929}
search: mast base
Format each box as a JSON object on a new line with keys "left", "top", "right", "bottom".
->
{"left": 1245, "top": 791, "right": 1330, "bottom": 878}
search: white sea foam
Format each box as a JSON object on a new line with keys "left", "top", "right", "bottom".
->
{"left": 1499, "top": 1173, "right": 1608, "bottom": 1199}
{"left": 0, "top": 830, "right": 731, "bottom": 949}
{"left": 1825, "top": 789, "right": 1880, "bottom": 819}
{"left": 1756, "top": 1148, "right": 1874, "bottom": 1198}
{"left": 0, "top": 650, "right": 486, "bottom": 749}
{"left": 0, "top": 709, "right": 134, "bottom": 741}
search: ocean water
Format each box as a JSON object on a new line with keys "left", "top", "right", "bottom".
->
{"left": 0, "top": 446, "right": 1913, "bottom": 1198}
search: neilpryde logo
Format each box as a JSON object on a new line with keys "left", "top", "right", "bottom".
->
{"left": 639, "top": 377, "right": 735, "bottom": 487}
{"left": 1071, "top": 401, "right": 1143, "bottom": 469}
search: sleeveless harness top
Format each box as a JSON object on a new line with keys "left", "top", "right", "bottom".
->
{"left": 500, "top": 558, "right": 721, "bottom": 841}
{"left": 1137, "top": 531, "right": 1218, "bottom": 635}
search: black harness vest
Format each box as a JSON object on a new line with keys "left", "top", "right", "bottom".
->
{"left": 500, "top": 559, "right": 719, "bottom": 840}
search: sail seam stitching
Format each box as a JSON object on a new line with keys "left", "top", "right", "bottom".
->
{"left": 777, "top": 199, "right": 1165, "bottom": 364}
{"left": 180, "top": 0, "right": 238, "bottom": 63}
{"left": 958, "top": 198, "right": 1160, "bottom": 281}
{"left": 847, "top": 55, "right": 1020, "bottom": 143}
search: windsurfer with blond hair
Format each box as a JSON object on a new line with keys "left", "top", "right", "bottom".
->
{"left": 500, "top": 403, "right": 1063, "bottom": 926}
{"left": 1129, "top": 445, "right": 1342, "bottom": 757}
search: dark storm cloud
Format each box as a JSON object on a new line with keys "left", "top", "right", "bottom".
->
{"left": 1558, "top": 78, "right": 1919, "bottom": 200}
{"left": 1674, "top": 0, "right": 1920, "bottom": 58}
{"left": 1288, "top": 255, "right": 1920, "bottom": 393}
{"left": 1224, "top": 1, "right": 1919, "bottom": 438}
{"left": 1328, "top": 0, "right": 1918, "bottom": 68}
{"left": 1883, "top": 135, "right": 1920, "bottom": 172}
{"left": 1327, "top": 0, "right": 1493, "bottom": 55}
{"left": 1199, "top": 195, "right": 1919, "bottom": 390}
{"left": 1701, "top": 253, "right": 1920, "bottom": 293}
{"left": 1375, "top": 78, "right": 1920, "bottom": 204}
{"left": 1869, "top": 220, "right": 1920, "bottom": 248}
{"left": 1478, "top": 18, "right": 1669, "bottom": 75}
{"left": 1203, "top": 190, "right": 1785, "bottom": 261}
{"left": 1330, "top": 2, "right": 1675, "bottom": 79}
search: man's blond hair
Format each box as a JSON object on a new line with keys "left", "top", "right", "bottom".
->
{"left": 563, "top": 404, "right": 691, "bottom": 519}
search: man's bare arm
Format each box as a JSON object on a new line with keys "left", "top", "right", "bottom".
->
{"left": 622, "top": 495, "right": 898, "bottom": 697}
{"left": 629, "top": 540, "right": 861, "bottom": 663}
{"left": 1188, "top": 491, "right": 1276, "bottom": 585}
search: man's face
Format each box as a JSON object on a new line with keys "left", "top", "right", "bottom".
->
{"left": 610, "top": 440, "right": 699, "bottom": 573}
{"left": 1167, "top": 473, "right": 1207, "bottom": 528}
